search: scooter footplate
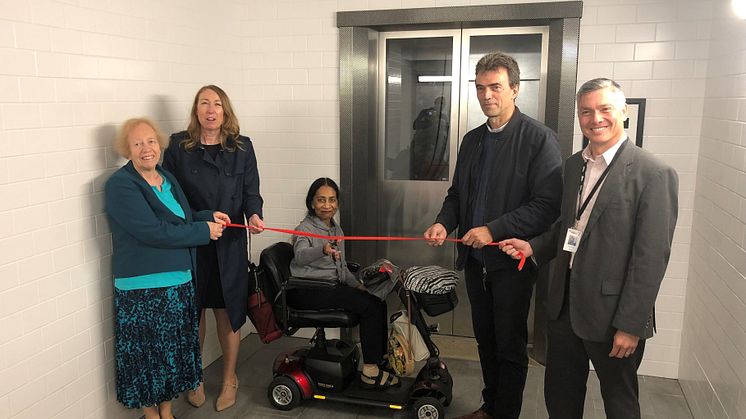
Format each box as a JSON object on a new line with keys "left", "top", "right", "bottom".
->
{"left": 335, "top": 375, "right": 414, "bottom": 405}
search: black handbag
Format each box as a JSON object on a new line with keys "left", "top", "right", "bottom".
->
{"left": 358, "top": 259, "right": 400, "bottom": 300}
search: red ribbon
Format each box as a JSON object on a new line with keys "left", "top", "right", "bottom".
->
{"left": 226, "top": 223, "right": 526, "bottom": 271}
{"left": 516, "top": 252, "right": 526, "bottom": 271}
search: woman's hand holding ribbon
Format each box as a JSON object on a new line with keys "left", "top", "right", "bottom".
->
{"left": 248, "top": 214, "right": 264, "bottom": 233}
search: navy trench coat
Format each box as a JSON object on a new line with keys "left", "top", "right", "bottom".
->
{"left": 163, "top": 131, "right": 263, "bottom": 331}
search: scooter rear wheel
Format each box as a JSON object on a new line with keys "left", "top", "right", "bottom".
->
{"left": 268, "top": 376, "right": 301, "bottom": 411}
{"left": 412, "top": 396, "right": 443, "bottom": 419}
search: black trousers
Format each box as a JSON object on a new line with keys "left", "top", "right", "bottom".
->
{"left": 545, "top": 282, "right": 646, "bottom": 419}
{"left": 287, "top": 285, "right": 388, "bottom": 364}
{"left": 464, "top": 258, "right": 536, "bottom": 419}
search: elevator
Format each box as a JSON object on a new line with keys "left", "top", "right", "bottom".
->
{"left": 338, "top": 2, "right": 582, "bottom": 363}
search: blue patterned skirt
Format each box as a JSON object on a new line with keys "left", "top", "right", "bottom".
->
{"left": 114, "top": 281, "right": 202, "bottom": 408}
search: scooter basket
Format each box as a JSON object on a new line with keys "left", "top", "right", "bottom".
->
{"left": 414, "top": 289, "right": 458, "bottom": 317}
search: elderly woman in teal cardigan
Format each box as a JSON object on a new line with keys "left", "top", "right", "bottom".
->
{"left": 105, "top": 118, "right": 228, "bottom": 419}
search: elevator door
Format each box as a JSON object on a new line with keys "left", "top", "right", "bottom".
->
{"left": 378, "top": 27, "right": 549, "bottom": 337}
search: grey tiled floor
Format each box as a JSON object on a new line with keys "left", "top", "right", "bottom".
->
{"left": 169, "top": 335, "right": 693, "bottom": 419}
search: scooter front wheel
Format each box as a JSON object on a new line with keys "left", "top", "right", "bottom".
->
{"left": 268, "top": 376, "right": 302, "bottom": 411}
{"left": 412, "top": 396, "right": 443, "bottom": 419}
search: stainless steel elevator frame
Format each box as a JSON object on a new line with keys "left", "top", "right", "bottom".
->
{"left": 337, "top": 1, "right": 583, "bottom": 364}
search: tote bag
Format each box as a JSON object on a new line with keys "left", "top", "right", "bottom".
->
{"left": 392, "top": 309, "right": 429, "bottom": 361}
{"left": 247, "top": 262, "right": 282, "bottom": 344}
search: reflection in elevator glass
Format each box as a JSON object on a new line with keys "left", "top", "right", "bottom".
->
{"left": 384, "top": 37, "right": 452, "bottom": 182}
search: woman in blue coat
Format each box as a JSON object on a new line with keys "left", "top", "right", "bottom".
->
{"left": 105, "top": 118, "right": 228, "bottom": 419}
{"left": 163, "top": 85, "right": 264, "bottom": 412}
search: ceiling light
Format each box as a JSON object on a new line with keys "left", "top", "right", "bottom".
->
{"left": 417, "top": 76, "right": 452, "bottom": 82}
{"left": 733, "top": 0, "right": 746, "bottom": 19}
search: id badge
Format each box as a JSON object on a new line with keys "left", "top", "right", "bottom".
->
{"left": 562, "top": 228, "right": 581, "bottom": 253}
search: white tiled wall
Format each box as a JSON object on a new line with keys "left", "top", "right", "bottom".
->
{"left": 678, "top": 1, "right": 746, "bottom": 418}
{"left": 0, "top": 0, "right": 739, "bottom": 417}
{"left": 0, "top": 1, "right": 257, "bottom": 418}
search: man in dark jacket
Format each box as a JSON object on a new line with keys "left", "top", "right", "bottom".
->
{"left": 424, "top": 52, "right": 563, "bottom": 419}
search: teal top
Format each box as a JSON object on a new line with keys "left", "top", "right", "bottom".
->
{"left": 114, "top": 175, "right": 193, "bottom": 290}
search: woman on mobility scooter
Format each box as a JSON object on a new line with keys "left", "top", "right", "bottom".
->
{"left": 288, "top": 177, "right": 399, "bottom": 390}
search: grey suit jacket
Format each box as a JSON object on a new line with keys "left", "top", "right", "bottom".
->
{"left": 530, "top": 140, "right": 678, "bottom": 342}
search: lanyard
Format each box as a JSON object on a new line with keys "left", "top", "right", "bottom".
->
{"left": 575, "top": 140, "right": 627, "bottom": 221}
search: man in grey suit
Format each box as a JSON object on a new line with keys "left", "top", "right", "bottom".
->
{"left": 499, "top": 78, "right": 678, "bottom": 419}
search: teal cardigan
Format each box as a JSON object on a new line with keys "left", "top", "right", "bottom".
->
{"left": 105, "top": 161, "right": 213, "bottom": 279}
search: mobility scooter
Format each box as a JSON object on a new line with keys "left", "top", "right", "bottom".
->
{"left": 259, "top": 242, "right": 457, "bottom": 419}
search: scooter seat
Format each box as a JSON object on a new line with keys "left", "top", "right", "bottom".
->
{"left": 288, "top": 309, "right": 359, "bottom": 328}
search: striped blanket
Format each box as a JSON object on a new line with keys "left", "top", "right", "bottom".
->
{"left": 402, "top": 266, "right": 458, "bottom": 295}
